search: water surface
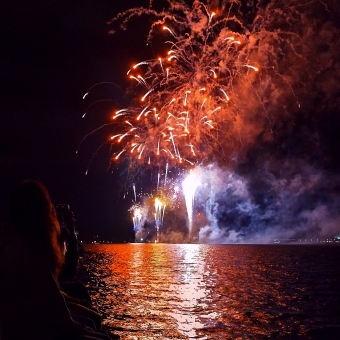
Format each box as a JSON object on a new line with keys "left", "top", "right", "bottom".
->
{"left": 81, "top": 244, "right": 340, "bottom": 339}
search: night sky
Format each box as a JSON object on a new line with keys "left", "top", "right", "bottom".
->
{"left": 0, "top": 0, "right": 150, "bottom": 241}
{"left": 1, "top": 0, "right": 340, "bottom": 243}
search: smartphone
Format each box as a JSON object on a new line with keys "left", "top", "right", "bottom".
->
{"left": 56, "top": 204, "right": 70, "bottom": 229}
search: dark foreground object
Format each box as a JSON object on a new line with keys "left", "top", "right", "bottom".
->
{"left": 0, "top": 181, "right": 120, "bottom": 339}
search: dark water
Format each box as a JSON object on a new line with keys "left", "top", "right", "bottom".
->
{"left": 80, "top": 244, "right": 340, "bottom": 339}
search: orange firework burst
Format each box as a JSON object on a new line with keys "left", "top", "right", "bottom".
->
{"left": 107, "top": 1, "right": 261, "bottom": 167}
{"left": 80, "top": 0, "right": 302, "bottom": 176}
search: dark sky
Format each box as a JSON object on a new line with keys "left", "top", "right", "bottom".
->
{"left": 1, "top": 0, "right": 340, "bottom": 242}
{"left": 0, "top": 0, "right": 153, "bottom": 241}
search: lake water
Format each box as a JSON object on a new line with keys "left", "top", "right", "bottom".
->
{"left": 80, "top": 244, "right": 340, "bottom": 339}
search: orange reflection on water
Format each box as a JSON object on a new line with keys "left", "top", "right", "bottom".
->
{"left": 166, "top": 244, "right": 214, "bottom": 339}
{"left": 84, "top": 244, "right": 217, "bottom": 339}
{"left": 82, "top": 244, "right": 337, "bottom": 339}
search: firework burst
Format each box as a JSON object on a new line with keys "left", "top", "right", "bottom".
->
{"left": 80, "top": 0, "right": 312, "bottom": 241}
{"left": 129, "top": 203, "right": 148, "bottom": 232}
{"left": 106, "top": 0, "right": 264, "bottom": 169}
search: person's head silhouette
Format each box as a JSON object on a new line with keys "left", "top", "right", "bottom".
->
{"left": 6, "top": 180, "right": 64, "bottom": 278}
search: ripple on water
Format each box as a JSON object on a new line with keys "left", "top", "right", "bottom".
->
{"left": 80, "top": 244, "right": 340, "bottom": 340}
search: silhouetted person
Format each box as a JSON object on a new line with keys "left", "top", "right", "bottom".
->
{"left": 0, "top": 180, "right": 116, "bottom": 340}
{"left": 56, "top": 204, "right": 104, "bottom": 331}
{"left": 0, "top": 180, "right": 77, "bottom": 339}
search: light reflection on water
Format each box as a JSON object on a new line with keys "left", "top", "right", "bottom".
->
{"left": 166, "top": 245, "right": 211, "bottom": 339}
{"left": 82, "top": 244, "right": 340, "bottom": 340}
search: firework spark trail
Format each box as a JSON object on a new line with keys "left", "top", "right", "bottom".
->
{"left": 154, "top": 197, "right": 165, "bottom": 241}
{"left": 164, "top": 162, "right": 168, "bottom": 185}
{"left": 157, "top": 172, "right": 160, "bottom": 191}
{"left": 182, "top": 170, "right": 200, "bottom": 238}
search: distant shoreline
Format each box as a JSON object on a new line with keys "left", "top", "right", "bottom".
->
{"left": 80, "top": 241, "right": 340, "bottom": 246}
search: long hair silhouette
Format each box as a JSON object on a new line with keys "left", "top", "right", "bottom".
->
{"left": 5, "top": 180, "right": 64, "bottom": 279}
